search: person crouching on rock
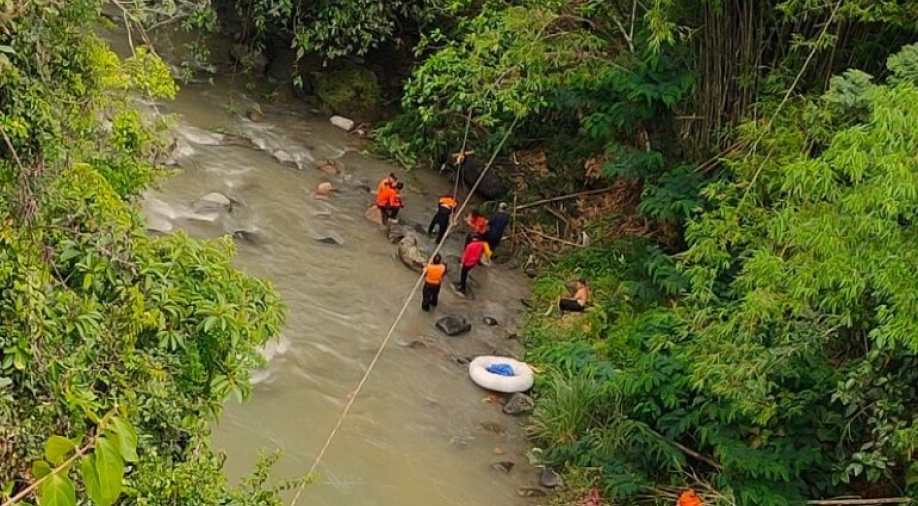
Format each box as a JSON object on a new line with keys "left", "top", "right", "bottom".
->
{"left": 457, "top": 235, "right": 490, "bottom": 294}
{"left": 559, "top": 278, "right": 590, "bottom": 313}
{"left": 377, "top": 172, "right": 398, "bottom": 195}
{"left": 422, "top": 254, "right": 447, "bottom": 311}
{"left": 428, "top": 193, "right": 459, "bottom": 244}
{"left": 387, "top": 182, "right": 405, "bottom": 222}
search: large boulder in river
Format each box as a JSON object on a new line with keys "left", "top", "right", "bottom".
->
{"left": 387, "top": 223, "right": 410, "bottom": 243}
{"left": 436, "top": 315, "right": 471, "bottom": 336}
{"left": 462, "top": 158, "right": 509, "bottom": 199}
{"left": 365, "top": 205, "right": 384, "bottom": 225}
{"left": 397, "top": 234, "right": 427, "bottom": 271}
{"left": 313, "top": 64, "right": 383, "bottom": 121}
{"left": 194, "top": 192, "right": 232, "bottom": 212}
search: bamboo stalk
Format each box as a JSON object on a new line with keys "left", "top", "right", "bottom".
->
{"left": 523, "top": 226, "right": 583, "bottom": 248}
{"left": 515, "top": 186, "right": 616, "bottom": 211}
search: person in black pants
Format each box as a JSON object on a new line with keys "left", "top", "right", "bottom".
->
{"left": 485, "top": 202, "right": 511, "bottom": 251}
{"left": 428, "top": 194, "right": 459, "bottom": 244}
{"left": 559, "top": 279, "right": 590, "bottom": 313}
{"left": 421, "top": 254, "right": 447, "bottom": 311}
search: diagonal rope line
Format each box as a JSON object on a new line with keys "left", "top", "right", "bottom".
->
{"left": 289, "top": 116, "right": 519, "bottom": 506}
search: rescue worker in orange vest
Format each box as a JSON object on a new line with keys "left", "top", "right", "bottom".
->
{"left": 377, "top": 173, "right": 398, "bottom": 195}
{"left": 677, "top": 489, "right": 703, "bottom": 506}
{"left": 387, "top": 182, "right": 405, "bottom": 222}
{"left": 376, "top": 180, "right": 397, "bottom": 225}
{"left": 421, "top": 254, "right": 447, "bottom": 311}
{"left": 465, "top": 209, "right": 488, "bottom": 246}
{"left": 428, "top": 193, "right": 459, "bottom": 244}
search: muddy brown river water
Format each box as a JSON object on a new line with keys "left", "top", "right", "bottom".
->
{"left": 140, "top": 81, "right": 538, "bottom": 506}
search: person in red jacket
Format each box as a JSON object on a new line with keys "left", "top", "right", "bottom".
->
{"left": 457, "top": 235, "right": 487, "bottom": 294}
{"left": 464, "top": 209, "right": 488, "bottom": 245}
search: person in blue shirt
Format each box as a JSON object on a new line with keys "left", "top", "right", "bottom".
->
{"left": 485, "top": 202, "right": 511, "bottom": 251}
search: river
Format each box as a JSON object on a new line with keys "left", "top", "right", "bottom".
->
{"left": 139, "top": 80, "right": 539, "bottom": 505}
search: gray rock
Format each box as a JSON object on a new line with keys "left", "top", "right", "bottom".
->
{"left": 194, "top": 192, "right": 232, "bottom": 212}
{"left": 397, "top": 234, "right": 427, "bottom": 271}
{"left": 462, "top": 157, "right": 509, "bottom": 199}
{"left": 233, "top": 229, "right": 264, "bottom": 245}
{"left": 330, "top": 115, "right": 355, "bottom": 131}
{"left": 517, "top": 488, "right": 547, "bottom": 498}
{"left": 145, "top": 215, "right": 173, "bottom": 233}
{"left": 314, "top": 235, "right": 342, "bottom": 246}
{"left": 539, "top": 468, "right": 562, "bottom": 489}
{"left": 490, "top": 461, "right": 515, "bottom": 473}
{"left": 387, "top": 224, "right": 409, "bottom": 243}
{"left": 436, "top": 315, "right": 471, "bottom": 336}
{"left": 483, "top": 316, "right": 499, "bottom": 326}
{"left": 479, "top": 421, "right": 505, "bottom": 435}
{"left": 230, "top": 43, "right": 268, "bottom": 74}
{"left": 502, "top": 393, "right": 535, "bottom": 416}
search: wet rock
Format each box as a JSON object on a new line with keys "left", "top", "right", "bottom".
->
{"left": 317, "top": 160, "right": 340, "bottom": 175}
{"left": 230, "top": 43, "right": 268, "bottom": 74}
{"left": 493, "top": 447, "right": 506, "bottom": 456}
{"left": 413, "top": 223, "right": 428, "bottom": 235}
{"left": 397, "top": 233, "right": 427, "bottom": 271}
{"left": 398, "top": 337, "right": 432, "bottom": 349}
{"left": 314, "top": 234, "right": 343, "bottom": 246}
{"left": 451, "top": 355, "right": 472, "bottom": 366}
{"left": 232, "top": 229, "right": 264, "bottom": 245}
{"left": 330, "top": 115, "right": 355, "bottom": 132}
{"left": 539, "top": 468, "right": 562, "bottom": 489}
{"left": 194, "top": 192, "right": 232, "bottom": 212}
{"left": 491, "top": 461, "right": 515, "bottom": 473}
{"left": 479, "top": 421, "right": 505, "bottom": 435}
{"left": 315, "top": 182, "right": 335, "bottom": 199}
{"left": 246, "top": 108, "right": 264, "bottom": 122}
{"left": 462, "top": 157, "right": 509, "bottom": 199}
{"left": 436, "top": 315, "right": 471, "bottom": 336}
{"left": 387, "top": 224, "right": 409, "bottom": 243}
{"left": 517, "top": 487, "right": 547, "bottom": 498}
{"left": 502, "top": 393, "right": 535, "bottom": 416}
{"left": 145, "top": 215, "right": 173, "bottom": 233}
{"left": 483, "top": 316, "right": 499, "bottom": 326}
{"left": 365, "top": 205, "right": 383, "bottom": 225}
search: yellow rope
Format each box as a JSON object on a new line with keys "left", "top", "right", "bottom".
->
{"left": 288, "top": 116, "right": 519, "bottom": 505}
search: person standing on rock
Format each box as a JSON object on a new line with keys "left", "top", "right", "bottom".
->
{"left": 457, "top": 235, "right": 487, "bottom": 294}
{"left": 387, "top": 182, "right": 405, "bottom": 222}
{"left": 377, "top": 172, "right": 398, "bottom": 195}
{"left": 421, "top": 254, "right": 447, "bottom": 311}
{"left": 376, "top": 179, "right": 397, "bottom": 225}
{"left": 465, "top": 209, "right": 488, "bottom": 246}
{"left": 485, "top": 202, "right": 511, "bottom": 251}
{"left": 428, "top": 193, "right": 459, "bottom": 244}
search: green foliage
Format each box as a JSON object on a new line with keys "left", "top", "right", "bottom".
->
{"left": 524, "top": 48, "right": 918, "bottom": 504}
{"left": 312, "top": 65, "right": 382, "bottom": 120}
{"left": 1, "top": 1, "right": 289, "bottom": 504}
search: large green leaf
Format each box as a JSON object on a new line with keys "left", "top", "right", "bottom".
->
{"left": 31, "top": 460, "right": 52, "bottom": 480}
{"left": 80, "top": 437, "right": 124, "bottom": 506}
{"left": 44, "top": 436, "right": 76, "bottom": 466}
{"left": 38, "top": 474, "right": 75, "bottom": 506}
{"left": 109, "top": 417, "right": 138, "bottom": 463}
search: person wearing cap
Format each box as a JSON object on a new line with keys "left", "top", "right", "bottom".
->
{"left": 485, "top": 202, "right": 511, "bottom": 251}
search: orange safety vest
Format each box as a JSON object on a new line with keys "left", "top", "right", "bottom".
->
{"left": 677, "top": 490, "right": 703, "bottom": 506}
{"left": 376, "top": 186, "right": 395, "bottom": 207}
{"left": 377, "top": 177, "right": 395, "bottom": 195}
{"left": 424, "top": 263, "right": 446, "bottom": 285}
{"left": 438, "top": 196, "right": 458, "bottom": 209}
{"left": 389, "top": 192, "right": 404, "bottom": 208}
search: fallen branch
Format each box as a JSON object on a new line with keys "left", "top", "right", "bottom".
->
{"left": 523, "top": 226, "right": 583, "bottom": 248}
{"left": 515, "top": 186, "right": 617, "bottom": 211}
{"left": 672, "top": 441, "right": 720, "bottom": 470}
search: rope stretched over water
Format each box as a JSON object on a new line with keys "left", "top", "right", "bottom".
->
{"left": 289, "top": 116, "right": 519, "bottom": 505}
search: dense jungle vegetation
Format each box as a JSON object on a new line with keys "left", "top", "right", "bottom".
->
{"left": 4, "top": 0, "right": 918, "bottom": 504}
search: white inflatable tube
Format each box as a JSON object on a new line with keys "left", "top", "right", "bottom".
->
{"left": 468, "top": 356, "right": 534, "bottom": 393}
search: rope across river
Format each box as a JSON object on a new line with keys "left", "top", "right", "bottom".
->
{"left": 288, "top": 116, "right": 519, "bottom": 505}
